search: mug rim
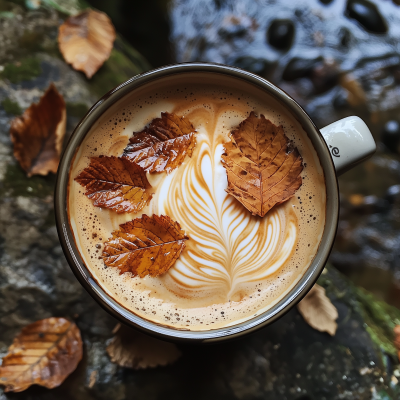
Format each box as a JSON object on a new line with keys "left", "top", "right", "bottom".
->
{"left": 55, "top": 62, "right": 339, "bottom": 343}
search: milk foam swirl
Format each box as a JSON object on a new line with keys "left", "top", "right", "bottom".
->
{"left": 156, "top": 132, "right": 298, "bottom": 301}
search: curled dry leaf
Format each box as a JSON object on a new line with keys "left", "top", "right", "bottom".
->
{"left": 74, "top": 156, "right": 152, "bottom": 213}
{"left": 221, "top": 112, "right": 303, "bottom": 217}
{"left": 0, "top": 317, "right": 82, "bottom": 392}
{"left": 123, "top": 112, "right": 197, "bottom": 174}
{"left": 107, "top": 325, "right": 181, "bottom": 369}
{"left": 394, "top": 325, "right": 400, "bottom": 361}
{"left": 102, "top": 214, "right": 188, "bottom": 277}
{"left": 297, "top": 284, "right": 338, "bottom": 336}
{"left": 10, "top": 83, "right": 66, "bottom": 177}
{"left": 58, "top": 9, "right": 116, "bottom": 79}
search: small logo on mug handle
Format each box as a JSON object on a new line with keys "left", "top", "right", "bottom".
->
{"left": 329, "top": 145, "right": 340, "bottom": 158}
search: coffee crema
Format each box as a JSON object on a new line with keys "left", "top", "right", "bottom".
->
{"left": 68, "top": 75, "right": 326, "bottom": 330}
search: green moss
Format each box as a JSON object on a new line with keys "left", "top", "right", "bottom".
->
{"left": 41, "top": 0, "right": 83, "bottom": 16}
{"left": 319, "top": 265, "right": 400, "bottom": 360}
{"left": 1, "top": 98, "right": 22, "bottom": 115}
{"left": 0, "top": 57, "right": 41, "bottom": 83}
{"left": 355, "top": 286, "right": 400, "bottom": 358}
{"left": 0, "top": 10, "right": 14, "bottom": 17}
{"left": 1, "top": 164, "right": 56, "bottom": 198}
{"left": 66, "top": 102, "right": 89, "bottom": 119}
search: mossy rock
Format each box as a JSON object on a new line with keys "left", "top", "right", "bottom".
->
{"left": 0, "top": 57, "right": 42, "bottom": 83}
{"left": 0, "top": 0, "right": 150, "bottom": 111}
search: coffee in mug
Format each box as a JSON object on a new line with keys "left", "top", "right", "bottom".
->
{"left": 67, "top": 73, "right": 326, "bottom": 330}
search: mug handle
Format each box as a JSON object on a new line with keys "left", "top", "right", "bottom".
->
{"left": 319, "top": 116, "right": 376, "bottom": 175}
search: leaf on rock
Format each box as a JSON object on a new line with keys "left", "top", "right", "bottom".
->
{"left": 221, "top": 112, "right": 303, "bottom": 217}
{"left": 123, "top": 112, "right": 197, "bottom": 174}
{"left": 10, "top": 83, "right": 66, "bottom": 177}
{"left": 394, "top": 325, "right": 400, "bottom": 361}
{"left": 102, "top": 214, "right": 188, "bottom": 277}
{"left": 74, "top": 156, "right": 152, "bottom": 214}
{"left": 0, "top": 317, "right": 82, "bottom": 393}
{"left": 297, "top": 284, "right": 338, "bottom": 336}
{"left": 106, "top": 324, "right": 181, "bottom": 369}
{"left": 58, "top": 9, "right": 116, "bottom": 79}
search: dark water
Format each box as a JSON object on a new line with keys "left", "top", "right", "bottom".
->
{"left": 88, "top": 0, "right": 400, "bottom": 308}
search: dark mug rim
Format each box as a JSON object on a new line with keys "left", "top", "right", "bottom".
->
{"left": 55, "top": 62, "right": 339, "bottom": 343}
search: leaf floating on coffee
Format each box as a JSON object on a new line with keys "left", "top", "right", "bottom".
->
{"left": 10, "top": 83, "right": 66, "bottom": 177}
{"left": 75, "top": 156, "right": 152, "bottom": 213}
{"left": 58, "top": 9, "right": 116, "bottom": 79}
{"left": 107, "top": 324, "right": 181, "bottom": 369}
{"left": 0, "top": 317, "right": 82, "bottom": 392}
{"left": 102, "top": 214, "right": 188, "bottom": 277}
{"left": 297, "top": 284, "right": 338, "bottom": 336}
{"left": 221, "top": 112, "right": 303, "bottom": 217}
{"left": 123, "top": 112, "right": 197, "bottom": 174}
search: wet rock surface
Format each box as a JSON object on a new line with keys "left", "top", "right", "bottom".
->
{"left": 170, "top": 0, "right": 400, "bottom": 308}
{"left": 0, "top": 0, "right": 400, "bottom": 398}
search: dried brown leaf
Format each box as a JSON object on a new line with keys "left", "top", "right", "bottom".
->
{"left": 0, "top": 317, "right": 82, "bottom": 392}
{"left": 297, "top": 284, "right": 338, "bottom": 336}
{"left": 221, "top": 112, "right": 303, "bottom": 217}
{"left": 123, "top": 112, "right": 197, "bottom": 174}
{"left": 88, "top": 370, "right": 97, "bottom": 389}
{"left": 10, "top": 83, "right": 66, "bottom": 177}
{"left": 107, "top": 325, "right": 181, "bottom": 369}
{"left": 74, "top": 156, "right": 152, "bottom": 213}
{"left": 102, "top": 214, "right": 188, "bottom": 277}
{"left": 58, "top": 9, "right": 116, "bottom": 79}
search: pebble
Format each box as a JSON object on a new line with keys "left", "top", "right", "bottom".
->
{"left": 339, "top": 27, "right": 351, "bottom": 47}
{"left": 233, "top": 56, "right": 270, "bottom": 75}
{"left": 333, "top": 91, "right": 349, "bottom": 110}
{"left": 282, "top": 56, "right": 323, "bottom": 81}
{"left": 346, "top": 0, "right": 387, "bottom": 34}
{"left": 381, "top": 120, "right": 400, "bottom": 152}
{"left": 267, "top": 19, "right": 294, "bottom": 50}
{"left": 386, "top": 185, "right": 400, "bottom": 204}
{"left": 310, "top": 60, "right": 339, "bottom": 93}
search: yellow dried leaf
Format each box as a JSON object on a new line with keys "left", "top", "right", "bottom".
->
{"left": 0, "top": 318, "right": 82, "bottom": 392}
{"left": 58, "top": 9, "right": 116, "bottom": 79}
{"left": 221, "top": 112, "right": 303, "bottom": 217}
{"left": 297, "top": 284, "right": 338, "bottom": 336}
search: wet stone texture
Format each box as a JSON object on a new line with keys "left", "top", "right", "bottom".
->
{"left": 170, "top": 0, "right": 400, "bottom": 309}
{"left": 0, "top": 0, "right": 400, "bottom": 399}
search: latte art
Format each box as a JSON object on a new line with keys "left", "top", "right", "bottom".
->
{"left": 68, "top": 77, "right": 326, "bottom": 330}
{"left": 156, "top": 133, "right": 298, "bottom": 301}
